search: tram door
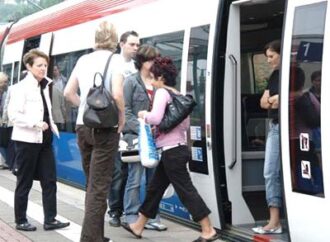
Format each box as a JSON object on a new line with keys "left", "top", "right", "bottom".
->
{"left": 223, "top": 0, "right": 254, "bottom": 226}
{"left": 223, "top": 0, "right": 285, "bottom": 228}
{"left": 280, "top": 0, "right": 330, "bottom": 241}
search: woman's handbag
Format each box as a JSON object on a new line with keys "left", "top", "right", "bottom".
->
{"left": 158, "top": 89, "right": 196, "bottom": 133}
{"left": 138, "top": 119, "right": 159, "bottom": 168}
{"left": 83, "top": 53, "right": 118, "bottom": 128}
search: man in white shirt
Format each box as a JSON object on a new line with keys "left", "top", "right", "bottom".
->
{"left": 107, "top": 30, "right": 140, "bottom": 227}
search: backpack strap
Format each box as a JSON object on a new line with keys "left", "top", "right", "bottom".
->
{"left": 93, "top": 53, "right": 114, "bottom": 91}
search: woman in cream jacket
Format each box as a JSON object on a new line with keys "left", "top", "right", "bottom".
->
{"left": 8, "top": 49, "right": 69, "bottom": 232}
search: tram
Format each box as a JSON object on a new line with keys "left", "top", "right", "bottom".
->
{"left": 0, "top": 0, "right": 329, "bottom": 241}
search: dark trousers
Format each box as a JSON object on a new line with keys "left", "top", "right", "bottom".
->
{"left": 76, "top": 125, "right": 119, "bottom": 242}
{"left": 14, "top": 138, "right": 57, "bottom": 224}
{"left": 7, "top": 127, "right": 15, "bottom": 170}
{"left": 107, "top": 153, "right": 128, "bottom": 217}
{"left": 139, "top": 145, "right": 211, "bottom": 222}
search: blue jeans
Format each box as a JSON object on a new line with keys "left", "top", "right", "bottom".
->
{"left": 264, "top": 122, "right": 282, "bottom": 208}
{"left": 107, "top": 153, "right": 128, "bottom": 217}
{"left": 123, "top": 162, "right": 160, "bottom": 224}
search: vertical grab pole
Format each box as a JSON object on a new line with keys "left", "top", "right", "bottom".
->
{"left": 228, "top": 54, "right": 237, "bottom": 169}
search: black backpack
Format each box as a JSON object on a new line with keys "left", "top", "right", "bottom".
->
{"left": 83, "top": 53, "right": 118, "bottom": 128}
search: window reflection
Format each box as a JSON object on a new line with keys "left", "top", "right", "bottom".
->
{"left": 288, "top": 2, "right": 326, "bottom": 197}
{"left": 50, "top": 49, "right": 92, "bottom": 133}
{"left": 186, "top": 25, "right": 209, "bottom": 174}
{"left": 13, "top": 62, "right": 19, "bottom": 84}
{"left": 141, "top": 31, "right": 184, "bottom": 89}
{"left": 2, "top": 64, "right": 12, "bottom": 85}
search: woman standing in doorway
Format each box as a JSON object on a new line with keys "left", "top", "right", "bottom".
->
{"left": 253, "top": 40, "right": 283, "bottom": 234}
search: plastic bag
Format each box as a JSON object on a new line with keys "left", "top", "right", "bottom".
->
{"left": 162, "top": 184, "right": 175, "bottom": 199}
{"left": 138, "top": 119, "right": 159, "bottom": 168}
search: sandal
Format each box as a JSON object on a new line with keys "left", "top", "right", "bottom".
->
{"left": 192, "top": 233, "right": 220, "bottom": 242}
{"left": 121, "top": 222, "right": 142, "bottom": 239}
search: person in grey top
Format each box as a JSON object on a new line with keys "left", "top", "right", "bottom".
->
{"left": 121, "top": 44, "right": 167, "bottom": 231}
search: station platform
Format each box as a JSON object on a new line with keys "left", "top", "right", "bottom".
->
{"left": 0, "top": 169, "right": 223, "bottom": 242}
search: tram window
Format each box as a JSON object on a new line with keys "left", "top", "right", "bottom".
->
{"left": 23, "top": 36, "right": 41, "bottom": 53}
{"left": 253, "top": 53, "right": 272, "bottom": 94}
{"left": 2, "top": 64, "right": 12, "bottom": 84}
{"left": 288, "top": 2, "right": 326, "bottom": 197}
{"left": 13, "top": 62, "right": 19, "bottom": 84}
{"left": 241, "top": 52, "right": 268, "bottom": 152}
{"left": 141, "top": 30, "right": 184, "bottom": 90}
{"left": 186, "top": 25, "right": 210, "bottom": 174}
{"left": 51, "top": 49, "right": 92, "bottom": 133}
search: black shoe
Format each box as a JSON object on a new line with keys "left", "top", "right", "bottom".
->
{"left": 103, "top": 237, "right": 113, "bottom": 242}
{"left": 109, "top": 215, "right": 120, "bottom": 227}
{"left": 44, "top": 219, "right": 70, "bottom": 230}
{"left": 16, "top": 222, "right": 37, "bottom": 231}
{"left": 0, "top": 164, "right": 9, "bottom": 170}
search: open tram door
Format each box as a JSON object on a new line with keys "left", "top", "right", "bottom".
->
{"left": 217, "top": 0, "right": 290, "bottom": 240}
{"left": 280, "top": 0, "right": 330, "bottom": 241}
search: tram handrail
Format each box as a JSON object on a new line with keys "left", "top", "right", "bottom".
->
{"left": 228, "top": 54, "right": 237, "bottom": 170}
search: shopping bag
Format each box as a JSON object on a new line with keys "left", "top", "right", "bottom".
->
{"left": 162, "top": 184, "right": 175, "bottom": 199}
{"left": 138, "top": 119, "right": 159, "bottom": 168}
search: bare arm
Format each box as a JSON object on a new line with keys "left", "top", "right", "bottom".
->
{"left": 112, "top": 72, "right": 125, "bottom": 133}
{"left": 260, "top": 90, "right": 271, "bottom": 109}
{"left": 64, "top": 76, "right": 80, "bottom": 107}
{"left": 268, "top": 94, "right": 279, "bottom": 109}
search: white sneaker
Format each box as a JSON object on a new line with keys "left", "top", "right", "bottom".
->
{"left": 252, "top": 226, "right": 282, "bottom": 234}
{"left": 144, "top": 222, "right": 167, "bottom": 231}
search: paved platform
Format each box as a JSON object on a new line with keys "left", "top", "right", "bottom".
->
{"left": 0, "top": 169, "right": 223, "bottom": 242}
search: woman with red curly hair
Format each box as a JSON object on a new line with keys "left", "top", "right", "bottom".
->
{"left": 121, "top": 57, "right": 219, "bottom": 242}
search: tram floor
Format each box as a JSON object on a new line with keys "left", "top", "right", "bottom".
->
{"left": 243, "top": 191, "right": 269, "bottom": 221}
{"left": 243, "top": 191, "right": 287, "bottom": 222}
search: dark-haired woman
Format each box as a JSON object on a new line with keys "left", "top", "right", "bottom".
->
{"left": 253, "top": 40, "right": 282, "bottom": 234}
{"left": 122, "top": 44, "right": 167, "bottom": 230}
{"left": 121, "top": 57, "right": 219, "bottom": 242}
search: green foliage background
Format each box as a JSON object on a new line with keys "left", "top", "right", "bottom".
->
{"left": 0, "top": 0, "right": 64, "bottom": 23}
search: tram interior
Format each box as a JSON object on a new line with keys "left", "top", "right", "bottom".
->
{"left": 239, "top": 0, "right": 285, "bottom": 224}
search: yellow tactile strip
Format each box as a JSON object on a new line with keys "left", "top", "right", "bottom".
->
{"left": 0, "top": 219, "right": 32, "bottom": 242}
